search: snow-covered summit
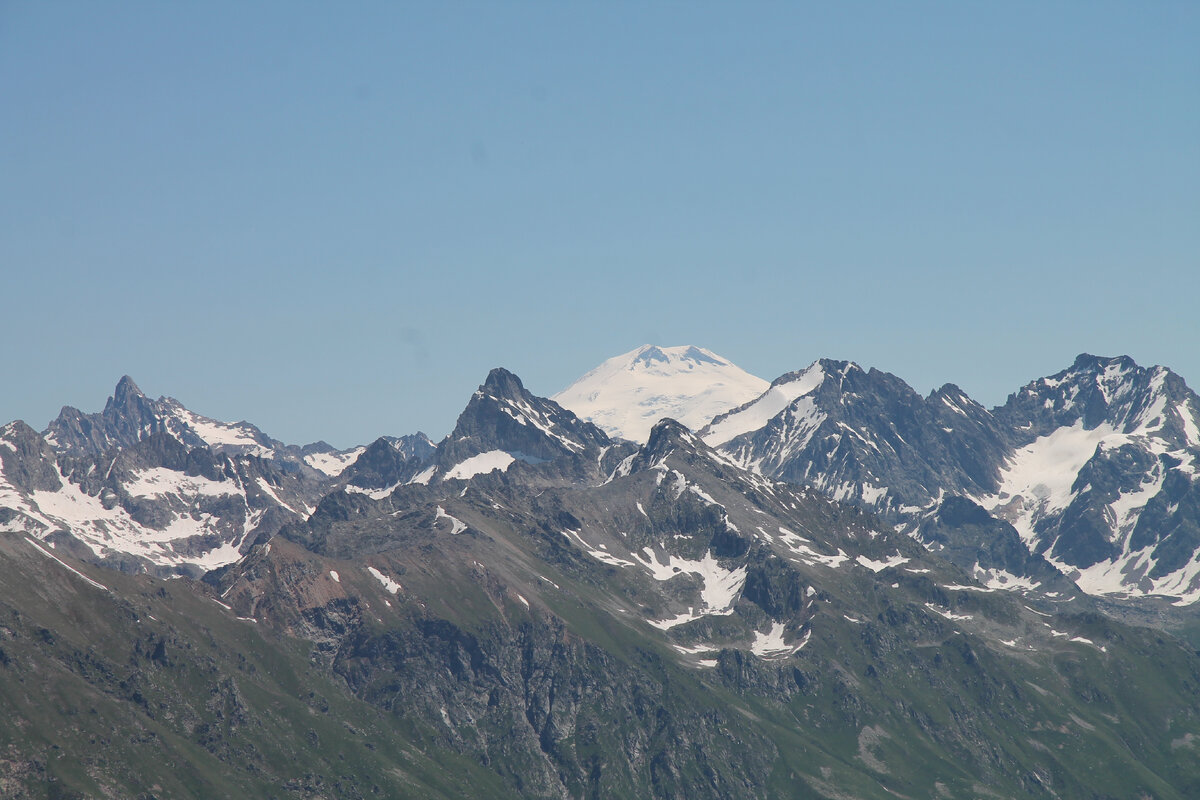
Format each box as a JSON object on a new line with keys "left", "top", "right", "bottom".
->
{"left": 553, "top": 345, "right": 769, "bottom": 442}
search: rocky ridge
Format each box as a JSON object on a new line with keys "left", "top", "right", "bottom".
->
{"left": 673, "top": 353, "right": 1200, "bottom": 607}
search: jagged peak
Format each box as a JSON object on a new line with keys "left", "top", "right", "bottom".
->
{"left": 102, "top": 375, "right": 157, "bottom": 419}
{"left": 929, "top": 383, "right": 975, "bottom": 403}
{"left": 113, "top": 375, "right": 146, "bottom": 404}
{"left": 762, "top": 360, "right": 824, "bottom": 389}
{"left": 362, "top": 436, "right": 400, "bottom": 457}
{"left": 439, "top": 367, "right": 611, "bottom": 473}
{"left": 1023, "top": 354, "right": 1166, "bottom": 396}
{"left": 480, "top": 367, "right": 527, "bottom": 400}
{"left": 640, "top": 418, "right": 712, "bottom": 465}
{"left": 1071, "top": 352, "right": 1138, "bottom": 372}
{"left": 1, "top": 419, "right": 41, "bottom": 441}
{"left": 1048, "top": 354, "right": 1156, "bottom": 391}
{"left": 700, "top": 361, "right": 829, "bottom": 447}
{"left": 815, "top": 357, "right": 861, "bottom": 374}
{"left": 996, "top": 353, "right": 1197, "bottom": 442}
{"left": 645, "top": 417, "right": 693, "bottom": 446}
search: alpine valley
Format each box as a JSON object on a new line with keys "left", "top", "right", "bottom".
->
{"left": 4, "top": 344, "right": 1200, "bottom": 799}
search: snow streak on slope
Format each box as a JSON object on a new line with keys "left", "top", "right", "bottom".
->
{"left": 702, "top": 363, "right": 826, "bottom": 447}
{"left": 553, "top": 345, "right": 768, "bottom": 442}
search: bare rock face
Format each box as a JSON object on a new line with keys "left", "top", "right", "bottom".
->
{"left": 4, "top": 378, "right": 345, "bottom": 575}
{"left": 429, "top": 367, "right": 620, "bottom": 488}
{"left": 46, "top": 375, "right": 167, "bottom": 456}
{"left": 0, "top": 421, "right": 62, "bottom": 494}
{"left": 987, "top": 355, "right": 1200, "bottom": 588}
{"left": 700, "top": 354, "right": 1200, "bottom": 605}
{"left": 703, "top": 360, "right": 1011, "bottom": 516}
{"left": 441, "top": 368, "right": 612, "bottom": 463}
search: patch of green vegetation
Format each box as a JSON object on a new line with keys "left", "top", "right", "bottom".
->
{"left": 0, "top": 536, "right": 515, "bottom": 799}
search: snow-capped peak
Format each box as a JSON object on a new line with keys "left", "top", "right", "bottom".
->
{"left": 158, "top": 397, "right": 275, "bottom": 456}
{"left": 553, "top": 345, "right": 769, "bottom": 442}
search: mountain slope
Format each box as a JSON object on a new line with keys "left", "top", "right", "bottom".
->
{"left": 981, "top": 354, "right": 1200, "bottom": 603}
{"left": 554, "top": 345, "right": 769, "bottom": 442}
{"left": 212, "top": 373, "right": 1200, "bottom": 799}
{"left": 46, "top": 376, "right": 277, "bottom": 459}
{"left": 699, "top": 353, "right": 1200, "bottom": 607}
{"left": 3, "top": 378, "right": 373, "bottom": 575}
{"left": 0, "top": 532, "right": 513, "bottom": 799}
{"left": 5, "top": 361, "right": 1200, "bottom": 797}
{"left": 701, "top": 360, "right": 1010, "bottom": 514}
{"left": 0, "top": 419, "right": 310, "bottom": 575}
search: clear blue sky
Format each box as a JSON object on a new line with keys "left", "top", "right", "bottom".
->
{"left": 2, "top": 2, "right": 1197, "bottom": 448}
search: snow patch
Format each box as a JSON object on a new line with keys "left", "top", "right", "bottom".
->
{"left": 560, "top": 528, "right": 635, "bottom": 567}
{"left": 769, "top": 527, "right": 850, "bottom": 568}
{"left": 1179, "top": 402, "right": 1200, "bottom": 447}
{"left": 973, "top": 565, "right": 1040, "bottom": 591}
{"left": 124, "top": 467, "right": 237, "bottom": 499}
{"left": 345, "top": 481, "right": 403, "bottom": 500}
{"left": 367, "top": 566, "right": 401, "bottom": 594}
{"left": 408, "top": 465, "right": 437, "bottom": 485}
{"left": 982, "top": 420, "right": 1120, "bottom": 545}
{"left": 925, "top": 603, "right": 972, "bottom": 622}
{"left": 167, "top": 404, "right": 270, "bottom": 455}
{"left": 750, "top": 622, "right": 809, "bottom": 659}
{"left": 436, "top": 506, "right": 468, "bottom": 535}
{"left": 856, "top": 554, "right": 909, "bottom": 573}
{"left": 687, "top": 485, "right": 722, "bottom": 507}
{"left": 633, "top": 549, "right": 747, "bottom": 613}
{"left": 304, "top": 447, "right": 365, "bottom": 476}
{"left": 442, "top": 450, "right": 516, "bottom": 481}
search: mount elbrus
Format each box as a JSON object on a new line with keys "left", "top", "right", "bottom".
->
{"left": 2, "top": 347, "right": 1200, "bottom": 799}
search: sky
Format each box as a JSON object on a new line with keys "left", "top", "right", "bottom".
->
{"left": 2, "top": 2, "right": 1197, "bottom": 448}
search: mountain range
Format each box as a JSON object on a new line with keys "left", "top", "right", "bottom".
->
{"left": 555, "top": 347, "right": 1200, "bottom": 609}
{"left": 2, "top": 347, "right": 1200, "bottom": 798}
